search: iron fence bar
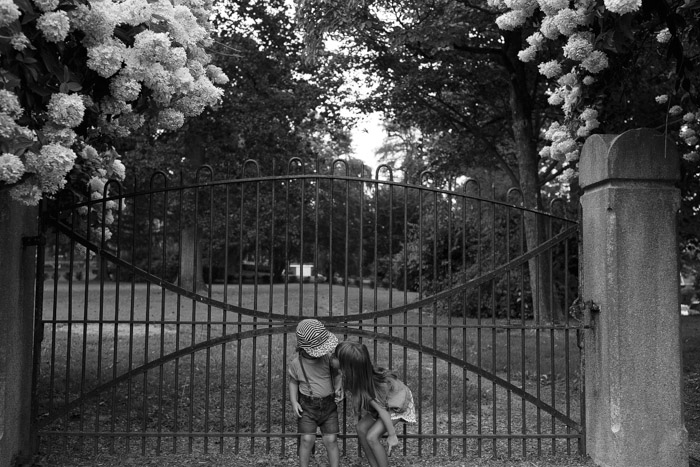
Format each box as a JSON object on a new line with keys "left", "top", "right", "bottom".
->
{"left": 30, "top": 202, "right": 47, "bottom": 454}
{"left": 267, "top": 174, "right": 276, "bottom": 454}
{"left": 251, "top": 169, "right": 261, "bottom": 453}
{"left": 431, "top": 185, "right": 438, "bottom": 456}
{"left": 418, "top": 183, "right": 425, "bottom": 457}
{"left": 548, "top": 215, "right": 556, "bottom": 455}
{"left": 45, "top": 218, "right": 578, "bottom": 324}
{"left": 205, "top": 177, "right": 215, "bottom": 454}
{"left": 39, "top": 170, "right": 583, "bottom": 459}
{"left": 126, "top": 187, "right": 138, "bottom": 454}
{"left": 446, "top": 189, "right": 453, "bottom": 457}
{"left": 461, "top": 189, "right": 468, "bottom": 457}
{"left": 491, "top": 186, "right": 497, "bottom": 456}
{"left": 72, "top": 173, "right": 577, "bottom": 224}
{"left": 519, "top": 200, "right": 527, "bottom": 458}
{"left": 476, "top": 186, "right": 483, "bottom": 457}
{"left": 221, "top": 167, "right": 231, "bottom": 454}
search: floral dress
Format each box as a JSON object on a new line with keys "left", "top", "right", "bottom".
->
{"left": 374, "top": 376, "right": 417, "bottom": 424}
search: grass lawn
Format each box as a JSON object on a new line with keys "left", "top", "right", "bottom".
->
{"left": 33, "top": 282, "right": 698, "bottom": 466}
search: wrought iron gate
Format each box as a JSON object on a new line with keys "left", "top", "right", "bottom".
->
{"left": 34, "top": 159, "right": 583, "bottom": 459}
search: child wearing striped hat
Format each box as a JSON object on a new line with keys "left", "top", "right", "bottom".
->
{"left": 288, "top": 319, "right": 342, "bottom": 467}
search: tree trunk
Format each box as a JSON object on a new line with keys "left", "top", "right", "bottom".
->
{"left": 506, "top": 31, "right": 562, "bottom": 323}
{"left": 177, "top": 225, "right": 206, "bottom": 292}
{"left": 176, "top": 131, "right": 207, "bottom": 292}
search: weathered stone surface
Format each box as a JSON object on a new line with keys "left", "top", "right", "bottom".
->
{"left": 580, "top": 129, "right": 688, "bottom": 467}
{"left": 0, "top": 193, "right": 38, "bottom": 466}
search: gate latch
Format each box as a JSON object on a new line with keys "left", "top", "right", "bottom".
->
{"left": 22, "top": 235, "right": 46, "bottom": 249}
{"left": 569, "top": 297, "right": 600, "bottom": 326}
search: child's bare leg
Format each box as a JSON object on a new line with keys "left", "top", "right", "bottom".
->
{"left": 356, "top": 415, "right": 380, "bottom": 467}
{"left": 364, "top": 418, "right": 390, "bottom": 467}
{"left": 298, "top": 433, "right": 316, "bottom": 467}
{"left": 322, "top": 433, "right": 339, "bottom": 467}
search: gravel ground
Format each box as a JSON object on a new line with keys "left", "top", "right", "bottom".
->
{"left": 39, "top": 452, "right": 596, "bottom": 467}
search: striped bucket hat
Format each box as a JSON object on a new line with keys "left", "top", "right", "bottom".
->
{"left": 296, "top": 319, "right": 338, "bottom": 358}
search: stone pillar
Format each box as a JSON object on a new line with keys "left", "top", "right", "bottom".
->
{"left": 579, "top": 129, "right": 688, "bottom": 467}
{"left": 0, "top": 192, "right": 39, "bottom": 466}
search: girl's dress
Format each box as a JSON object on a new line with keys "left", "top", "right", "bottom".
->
{"left": 374, "top": 375, "right": 417, "bottom": 424}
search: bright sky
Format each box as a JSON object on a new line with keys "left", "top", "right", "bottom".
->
{"left": 350, "top": 112, "right": 385, "bottom": 169}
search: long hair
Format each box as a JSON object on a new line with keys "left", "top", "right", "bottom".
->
{"left": 335, "top": 341, "right": 394, "bottom": 413}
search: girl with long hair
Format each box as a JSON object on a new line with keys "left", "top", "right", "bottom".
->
{"left": 334, "top": 341, "right": 416, "bottom": 467}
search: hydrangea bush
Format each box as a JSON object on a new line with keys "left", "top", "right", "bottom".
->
{"left": 493, "top": 0, "right": 700, "bottom": 180}
{"left": 0, "top": 0, "right": 229, "bottom": 206}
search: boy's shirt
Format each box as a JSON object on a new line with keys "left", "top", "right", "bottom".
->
{"left": 288, "top": 354, "right": 340, "bottom": 398}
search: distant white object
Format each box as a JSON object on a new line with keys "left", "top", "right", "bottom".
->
{"left": 282, "top": 263, "right": 326, "bottom": 283}
{"left": 681, "top": 304, "right": 690, "bottom": 316}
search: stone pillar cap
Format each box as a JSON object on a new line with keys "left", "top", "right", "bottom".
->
{"left": 579, "top": 128, "right": 680, "bottom": 189}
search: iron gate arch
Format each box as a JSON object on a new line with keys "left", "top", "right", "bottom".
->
{"left": 34, "top": 159, "right": 583, "bottom": 459}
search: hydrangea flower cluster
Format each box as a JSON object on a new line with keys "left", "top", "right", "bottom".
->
{"left": 494, "top": 0, "right": 697, "bottom": 179}
{"left": 0, "top": 0, "right": 229, "bottom": 207}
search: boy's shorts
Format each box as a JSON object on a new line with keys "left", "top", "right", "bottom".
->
{"left": 298, "top": 393, "right": 339, "bottom": 435}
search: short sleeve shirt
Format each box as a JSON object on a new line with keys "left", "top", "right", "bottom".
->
{"left": 288, "top": 354, "right": 336, "bottom": 398}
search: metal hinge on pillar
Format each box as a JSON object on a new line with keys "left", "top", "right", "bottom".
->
{"left": 22, "top": 234, "right": 46, "bottom": 249}
{"left": 569, "top": 297, "right": 600, "bottom": 327}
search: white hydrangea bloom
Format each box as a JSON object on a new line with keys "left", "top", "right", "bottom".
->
{"left": 582, "top": 75, "right": 596, "bottom": 85}
{"left": 0, "top": 153, "right": 25, "bottom": 184}
{"left": 82, "top": 145, "right": 102, "bottom": 163}
{"left": 33, "top": 0, "right": 60, "bottom": 12}
{"left": 655, "top": 94, "right": 669, "bottom": 104}
{"left": 540, "top": 16, "right": 560, "bottom": 39}
{"left": 547, "top": 89, "right": 565, "bottom": 106}
{"left": 25, "top": 144, "right": 77, "bottom": 194}
{"left": 87, "top": 38, "right": 127, "bottom": 78}
{"left": 604, "top": 0, "right": 641, "bottom": 15}
{"left": 487, "top": 0, "right": 508, "bottom": 9}
{"left": 133, "top": 30, "right": 172, "bottom": 64}
{"left": 656, "top": 28, "right": 671, "bottom": 44}
{"left": 47, "top": 93, "right": 85, "bottom": 128}
{"left": 680, "top": 126, "right": 696, "bottom": 139}
{"left": 172, "top": 76, "right": 223, "bottom": 117}
{"left": 538, "top": 60, "right": 562, "bottom": 78}
{"left": 10, "top": 32, "right": 31, "bottom": 51}
{"left": 518, "top": 46, "right": 537, "bottom": 62}
{"left": 110, "top": 74, "right": 142, "bottom": 102}
{"left": 206, "top": 65, "right": 229, "bottom": 85}
{"left": 581, "top": 50, "right": 608, "bottom": 73}
{"left": 683, "top": 112, "right": 696, "bottom": 122}
{"left": 0, "top": 112, "right": 18, "bottom": 138}
{"left": 37, "top": 11, "right": 71, "bottom": 43}
{"left": 161, "top": 47, "right": 188, "bottom": 71}
{"left": 111, "top": 159, "right": 126, "bottom": 180}
{"left": 171, "top": 67, "right": 195, "bottom": 93}
{"left": 669, "top": 105, "right": 683, "bottom": 116}
{"left": 504, "top": 0, "right": 538, "bottom": 15}
{"left": 73, "top": 0, "right": 120, "bottom": 45}
{"left": 120, "top": 0, "right": 152, "bottom": 25}
{"left": 526, "top": 32, "right": 546, "bottom": 49}
{"left": 0, "top": 89, "right": 22, "bottom": 119}
{"left": 495, "top": 10, "right": 528, "bottom": 30}
{"left": 683, "top": 151, "right": 700, "bottom": 162}
{"left": 89, "top": 176, "right": 106, "bottom": 193}
{"left": 41, "top": 123, "right": 78, "bottom": 146}
{"left": 559, "top": 168, "right": 577, "bottom": 184}
{"left": 538, "top": 0, "right": 569, "bottom": 15}
{"left": 565, "top": 151, "right": 579, "bottom": 162}
{"left": 563, "top": 33, "right": 594, "bottom": 61}
{"left": 552, "top": 9, "right": 579, "bottom": 36}
{"left": 0, "top": 0, "right": 21, "bottom": 28}
{"left": 10, "top": 181, "right": 43, "bottom": 206}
